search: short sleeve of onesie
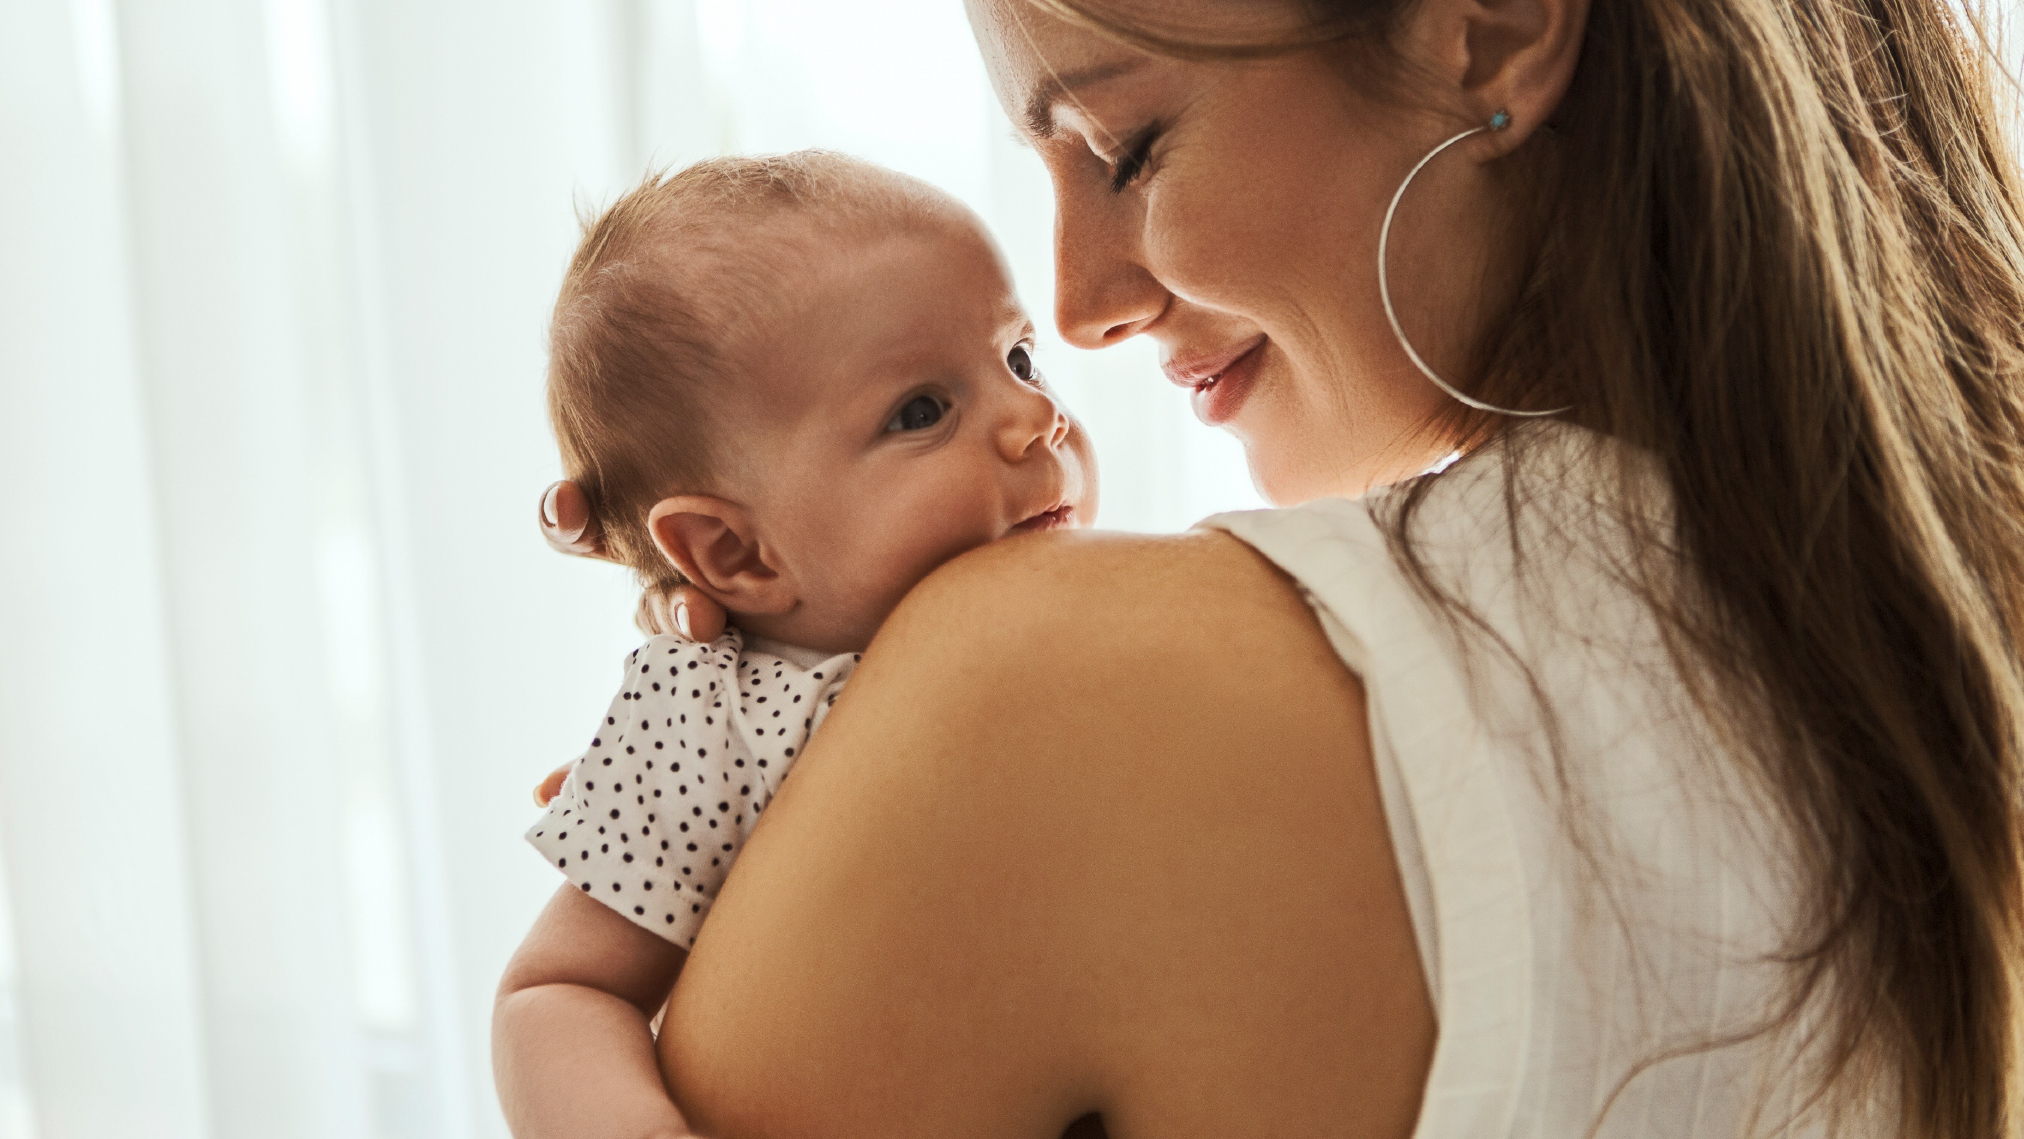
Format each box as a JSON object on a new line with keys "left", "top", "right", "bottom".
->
{"left": 526, "top": 630, "right": 856, "bottom": 948}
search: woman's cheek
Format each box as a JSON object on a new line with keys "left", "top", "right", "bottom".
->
{"left": 1142, "top": 158, "right": 1290, "bottom": 315}
{"left": 1143, "top": 195, "right": 1243, "bottom": 311}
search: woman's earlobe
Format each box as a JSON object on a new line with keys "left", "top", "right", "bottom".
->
{"left": 646, "top": 496, "right": 798, "bottom": 616}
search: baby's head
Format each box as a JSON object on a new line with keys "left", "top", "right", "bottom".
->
{"left": 548, "top": 152, "right": 1097, "bottom": 653}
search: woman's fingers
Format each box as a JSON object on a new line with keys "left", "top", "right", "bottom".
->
{"left": 636, "top": 590, "right": 673, "bottom": 638}
{"left": 533, "top": 762, "right": 572, "bottom": 807}
{"left": 539, "top": 483, "right": 732, "bottom": 643}
{"left": 673, "top": 586, "right": 728, "bottom": 642}
{"left": 636, "top": 583, "right": 728, "bottom": 642}
{"left": 540, "top": 480, "right": 612, "bottom": 560}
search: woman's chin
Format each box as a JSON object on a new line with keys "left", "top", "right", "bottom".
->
{"left": 1246, "top": 452, "right": 1347, "bottom": 507}
{"left": 1241, "top": 404, "right": 1462, "bottom": 504}
{"left": 1235, "top": 411, "right": 1363, "bottom": 504}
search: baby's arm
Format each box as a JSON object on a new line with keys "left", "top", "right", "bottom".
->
{"left": 499, "top": 631, "right": 844, "bottom": 1136}
{"left": 494, "top": 885, "right": 691, "bottom": 1139}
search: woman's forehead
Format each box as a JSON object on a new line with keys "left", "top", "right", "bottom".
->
{"left": 967, "top": 0, "right": 1137, "bottom": 114}
{"left": 967, "top": 0, "right": 1309, "bottom": 133}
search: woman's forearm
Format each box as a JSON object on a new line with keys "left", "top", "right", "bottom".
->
{"left": 493, "top": 982, "right": 691, "bottom": 1139}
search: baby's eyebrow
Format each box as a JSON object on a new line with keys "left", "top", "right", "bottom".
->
{"left": 997, "top": 306, "right": 1037, "bottom": 339}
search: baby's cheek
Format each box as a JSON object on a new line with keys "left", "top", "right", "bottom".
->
{"left": 894, "top": 501, "right": 999, "bottom": 579}
{"left": 845, "top": 488, "right": 998, "bottom": 616}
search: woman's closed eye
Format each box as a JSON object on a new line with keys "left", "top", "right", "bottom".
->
{"left": 1105, "top": 123, "right": 1161, "bottom": 194}
{"left": 885, "top": 392, "right": 949, "bottom": 433}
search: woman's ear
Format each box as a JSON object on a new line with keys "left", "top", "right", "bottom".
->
{"left": 1415, "top": 0, "right": 1590, "bottom": 153}
{"left": 646, "top": 496, "right": 799, "bottom": 618}
{"left": 1471, "top": 0, "right": 1589, "bottom": 140}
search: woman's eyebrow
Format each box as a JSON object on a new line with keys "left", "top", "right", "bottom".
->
{"left": 1021, "top": 58, "right": 1148, "bottom": 137}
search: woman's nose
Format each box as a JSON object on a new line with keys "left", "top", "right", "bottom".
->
{"left": 1052, "top": 184, "right": 1166, "bottom": 350}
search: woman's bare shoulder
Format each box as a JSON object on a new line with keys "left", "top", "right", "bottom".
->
{"left": 659, "top": 528, "right": 1431, "bottom": 1139}
{"left": 875, "top": 527, "right": 1316, "bottom": 677}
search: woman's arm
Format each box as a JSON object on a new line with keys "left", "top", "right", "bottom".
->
{"left": 494, "top": 885, "right": 692, "bottom": 1139}
{"left": 658, "top": 530, "right": 1434, "bottom": 1138}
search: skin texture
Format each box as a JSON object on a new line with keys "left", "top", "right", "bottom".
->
{"left": 507, "top": 0, "right": 1590, "bottom": 1131}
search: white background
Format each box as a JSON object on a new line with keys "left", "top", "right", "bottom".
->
{"left": 0, "top": 1, "right": 1266, "bottom": 1137}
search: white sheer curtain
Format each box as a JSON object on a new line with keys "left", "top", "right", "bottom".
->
{"left": 0, "top": 2, "right": 1263, "bottom": 1138}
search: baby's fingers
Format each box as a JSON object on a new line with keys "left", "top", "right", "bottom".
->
{"left": 533, "top": 762, "right": 571, "bottom": 807}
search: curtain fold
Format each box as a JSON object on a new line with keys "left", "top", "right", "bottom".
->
{"left": 1, "top": 1, "right": 214, "bottom": 1135}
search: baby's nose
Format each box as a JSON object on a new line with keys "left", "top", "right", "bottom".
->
{"left": 996, "top": 384, "right": 1070, "bottom": 461}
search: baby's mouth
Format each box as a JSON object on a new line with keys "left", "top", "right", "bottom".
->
{"left": 1010, "top": 503, "right": 1075, "bottom": 534}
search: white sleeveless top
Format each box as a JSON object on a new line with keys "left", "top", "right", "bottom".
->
{"left": 1203, "top": 424, "right": 1849, "bottom": 1139}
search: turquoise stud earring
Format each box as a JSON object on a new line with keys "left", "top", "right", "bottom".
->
{"left": 1489, "top": 109, "right": 1511, "bottom": 131}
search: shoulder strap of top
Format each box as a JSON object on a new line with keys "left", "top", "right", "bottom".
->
{"left": 1200, "top": 481, "right": 1535, "bottom": 1139}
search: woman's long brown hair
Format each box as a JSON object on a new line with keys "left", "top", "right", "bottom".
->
{"left": 1036, "top": 0, "right": 2024, "bottom": 1132}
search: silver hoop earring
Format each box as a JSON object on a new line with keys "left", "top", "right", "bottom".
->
{"left": 1378, "top": 111, "right": 1570, "bottom": 418}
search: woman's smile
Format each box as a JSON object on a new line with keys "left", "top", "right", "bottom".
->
{"left": 1163, "top": 334, "right": 1268, "bottom": 426}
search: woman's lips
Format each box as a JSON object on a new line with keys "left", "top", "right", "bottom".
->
{"left": 1163, "top": 336, "right": 1267, "bottom": 427}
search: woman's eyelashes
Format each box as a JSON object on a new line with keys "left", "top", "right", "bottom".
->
{"left": 1106, "top": 123, "right": 1161, "bottom": 194}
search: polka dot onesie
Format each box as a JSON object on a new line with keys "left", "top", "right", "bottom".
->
{"left": 526, "top": 629, "right": 857, "bottom": 949}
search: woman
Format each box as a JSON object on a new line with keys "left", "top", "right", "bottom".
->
{"left": 517, "top": 0, "right": 2024, "bottom": 1134}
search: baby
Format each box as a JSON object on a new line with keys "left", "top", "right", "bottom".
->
{"left": 499, "top": 151, "right": 1096, "bottom": 1135}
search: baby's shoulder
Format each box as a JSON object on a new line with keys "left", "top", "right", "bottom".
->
{"left": 619, "top": 631, "right": 856, "bottom": 720}
{"left": 596, "top": 634, "right": 743, "bottom": 743}
{"left": 728, "top": 642, "right": 856, "bottom": 687}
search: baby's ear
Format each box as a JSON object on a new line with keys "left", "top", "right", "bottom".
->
{"left": 646, "top": 496, "right": 796, "bottom": 617}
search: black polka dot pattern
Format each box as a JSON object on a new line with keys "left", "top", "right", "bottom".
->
{"left": 526, "top": 630, "right": 856, "bottom": 948}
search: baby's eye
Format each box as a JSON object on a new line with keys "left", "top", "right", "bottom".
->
{"left": 885, "top": 393, "right": 948, "bottom": 433}
{"left": 1007, "top": 343, "right": 1040, "bottom": 384}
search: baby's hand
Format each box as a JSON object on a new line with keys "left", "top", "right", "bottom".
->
{"left": 533, "top": 763, "right": 572, "bottom": 808}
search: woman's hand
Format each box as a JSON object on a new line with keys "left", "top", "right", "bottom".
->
{"left": 539, "top": 479, "right": 612, "bottom": 559}
{"left": 539, "top": 481, "right": 728, "bottom": 641}
{"left": 633, "top": 581, "right": 723, "bottom": 643}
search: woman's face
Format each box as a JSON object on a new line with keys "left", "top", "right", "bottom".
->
{"left": 970, "top": 0, "right": 1510, "bottom": 501}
